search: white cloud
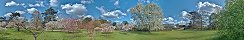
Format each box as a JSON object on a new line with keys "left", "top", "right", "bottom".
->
{"left": 198, "top": 2, "right": 222, "bottom": 9}
{"left": 61, "top": 4, "right": 87, "bottom": 15}
{"left": 182, "top": 11, "right": 188, "bottom": 17}
{"left": 178, "top": 2, "right": 224, "bottom": 27}
{"left": 130, "top": 18, "right": 133, "bottom": 21}
{"left": 5, "top": 1, "right": 18, "bottom": 6}
{"left": 50, "top": 0, "right": 58, "bottom": 7}
{"left": 176, "top": 2, "right": 223, "bottom": 27}
{"left": 4, "top": 13, "right": 12, "bottom": 17}
{"left": 114, "top": 0, "right": 119, "bottom": 6}
{"left": 138, "top": 0, "right": 150, "bottom": 3}
{"left": 163, "top": 17, "right": 176, "bottom": 24}
{"left": 5, "top": 1, "right": 25, "bottom": 6}
{"left": 4, "top": 11, "right": 25, "bottom": 17}
{"left": 114, "top": 20, "right": 120, "bottom": 22}
{"left": 84, "top": 15, "right": 94, "bottom": 20}
{"left": 127, "top": 8, "right": 130, "bottom": 12}
{"left": 27, "top": 8, "right": 38, "bottom": 14}
{"left": 15, "top": 10, "right": 26, "bottom": 14}
{"left": 18, "top": 17, "right": 25, "bottom": 20}
{"left": 96, "top": 6, "right": 106, "bottom": 14}
{"left": 84, "top": 15, "right": 93, "bottom": 18}
{"left": 168, "top": 17, "right": 174, "bottom": 22}
{"left": 197, "top": 2, "right": 223, "bottom": 27}
{"left": 29, "top": 4, "right": 41, "bottom": 7}
{"left": 177, "top": 20, "right": 188, "bottom": 25}
{"left": 81, "top": 0, "right": 93, "bottom": 4}
{"left": 102, "top": 10, "right": 126, "bottom": 18}
{"left": 146, "top": 0, "right": 150, "bottom": 3}
{"left": 180, "top": 11, "right": 192, "bottom": 24}
{"left": 96, "top": 6, "right": 127, "bottom": 18}
{"left": 181, "top": 11, "right": 192, "bottom": 19}
{"left": 4, "top": 13, "right": 25, "bottom": 22}
{"left": 28, "top": 2, "right": 45, "bottom": 7}
{"left": 197, "top": 2, "right": 223, "bottom": 15}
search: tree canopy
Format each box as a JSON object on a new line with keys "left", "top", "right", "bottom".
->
{"left": 130, "top": 3, "right": 164, "bottom": 32}
{"left": 217, "top": 0, "right": 244, "bottom": 40}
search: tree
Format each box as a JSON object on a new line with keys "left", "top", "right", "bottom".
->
{"left": 93, "top": 19, "right": 108, "bottom": 28}
{"left": 0, "top": 17, "right": 7, "bottom": 28}
{"left": 122, "top": 21, "right": 128, "bottom": 25}
{"left": 130, "top": 3, "right": 164, "bottom": 32}
{"left": 82, "top": 17, "right": 95, "bottom": 40}
{"left": 209, "top": 13, "right": 219, "bottom": 29}
{"left": 0, "top": 21, "right": 7, "bottom": 28}
{"left": 122, "top": 24, "right": 134, "bottom": 32}
{"left": 112, "top": 22, "right": 116, "bottom": 26}
{"left": 188, "top": 11, "right": 203, "bottom": 29}
{"left": 42, "top": 7, "right": 57, "bottom": 28}
{"left": 61, "top": 18, "right": 81, "bottom": 32}
{"left": 23, "top": 10, "right": 44, "bottom": 40}
{"left": 45, "top": 21, "right": 62, "bottom": 31}
{"left": 5, "top": 12, "right": 24, "bottom": 31}
{"left": 217, "top": 0, "right": 244, "bottom": 40}
{"left": 94, "top": 20, "right": 101, "bottom": 27}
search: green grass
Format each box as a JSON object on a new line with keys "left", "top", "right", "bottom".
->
{"left": 0, "top": 29, "right": 217, "bottom": 40}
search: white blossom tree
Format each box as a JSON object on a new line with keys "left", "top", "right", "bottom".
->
{"left": 130, "top": 3, "right": 164, "bottom": 32}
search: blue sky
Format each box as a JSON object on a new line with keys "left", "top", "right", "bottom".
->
{"left": 0, "top": 0, "right": 225, "bottom": 23}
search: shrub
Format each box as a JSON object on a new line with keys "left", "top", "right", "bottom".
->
{"left": 217, "top": 0, "right": 244, "bottom": 40}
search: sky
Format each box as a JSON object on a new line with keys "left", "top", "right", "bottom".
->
{"left": 0, "top": 0, "right": 225, "bottom": 23}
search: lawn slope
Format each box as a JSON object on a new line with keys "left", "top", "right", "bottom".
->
{"left": 0, "top": 29, "right": 217, "bottom": 40}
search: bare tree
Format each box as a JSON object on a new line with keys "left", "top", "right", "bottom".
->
{"left": 61, "top": 18, "right": 81, "bottom": 32}
{"left": 100, "top": 23, "right": 114, "bottom": 33}
{"left": 82, "top": 17, "right": 95, "bottom": 40}
{"left": 45, "top": 21, "right": 62, "bottom": 31}
{"left": 0, "top": 21, "right": 7, "bottom": 29}
{"left": 122, "top": 24, "right": 134, "bottom": 32}
{"left": 0, "top": 17, "right": 8, "bottom": 29}
{"left": 23, "top": 10, "right": 44, "bottom": 40}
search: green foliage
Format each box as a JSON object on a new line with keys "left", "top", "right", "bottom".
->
{"left": 43, "top": 7, "right": 58, "bottom": 24}
{"left": 82, "top": 17, "right": 93, "bottom": 23}
{"left": 130, "top": 3, "right": 164, "bottom": 32}
{"left": 217, "top": 0, "right": 244, "bottom": 40}
{"left": 122, "top": 21, "right": 128, "bottom": 25}
{"left": 112, "top": 22, "right": 116, "bottom": 26}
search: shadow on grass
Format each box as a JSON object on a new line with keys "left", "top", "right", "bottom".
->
{"left": 0, "top": 32, "right": 23, "bottom": 40}
{"left": 208, "top": 35, "right": 230, "bottom": 40}
{"left": 167, "top": 33, "right": 214, "bottom": 40}
{"left": 115, "top": 31, "right": 167, "bottom": 36}
{"left": 100, "top": 32, "right": 113, "bottom": 37}
{"left": 119, "top": 32, "right": 128, "bottom": 35}
{"left": 0, "top": 37, "right": 23, "bottom": 40}
{"left": 128, "top": 31, "right": 154, "bottom": 35}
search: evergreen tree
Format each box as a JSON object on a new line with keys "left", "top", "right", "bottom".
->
{"left": 42, "top": 7, "right": 57, "bottom": 25}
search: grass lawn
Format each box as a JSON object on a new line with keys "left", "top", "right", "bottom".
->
{"left": 0, "top": 29, "right": 217, "bottom": 40}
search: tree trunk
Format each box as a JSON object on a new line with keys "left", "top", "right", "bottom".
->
{"left": 149, "top": 26, "right": 151, "bottom": 33}
{"left": 17, "top": 26, "right": 20, "bottom": 31}
{"left": 33, "top": 32, "right": 37, "bottom": 40}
